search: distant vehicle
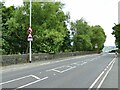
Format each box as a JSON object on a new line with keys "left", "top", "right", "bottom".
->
{"left": 109, "top": 50, "right": 116, "bottom": 53}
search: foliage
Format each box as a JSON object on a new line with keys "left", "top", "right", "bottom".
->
{"left": 1, "top": 2, "right": 71, "bottom": 54}
{"left": 71, "top": 19, "right": 106, "bottom": 51}
{"left": 90, "top": 25, "right": 106, "bottom": 50}
{"left": 112, "top": 24, "right": 120, "bottom": 49}
{"left": 1, "top": 2, "right": 106, "bottom": 54}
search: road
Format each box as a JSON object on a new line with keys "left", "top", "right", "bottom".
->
{"left": 1, "top": 53, "right": 118, "bottom": 89}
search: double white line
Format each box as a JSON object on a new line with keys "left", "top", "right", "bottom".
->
{"left": 88, "top": 57, "right": 116, "bottom": 90}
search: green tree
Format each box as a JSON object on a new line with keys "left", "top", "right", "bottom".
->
{"left": 1, "top": 3, "right": 18, "bottom": 54}
{"left": 112, "top": 24, "right": 120, "bottom": 49}
{"left": 71, "top": 18, "right": 93, "bottom": 51}
{"left": 71, "top": 18, "right": 106, "bottom": 51}
{"left": 90, "top": 25, "right": 106, "bottom": 51}
{"left": 30, "top": 2, "right": 70, "bottom": 53}
{"left": 2, "top": 2, "right": 71, "bottom": 54}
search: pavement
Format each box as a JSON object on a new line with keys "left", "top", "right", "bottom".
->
{"left": 0, "top": 53, "right": 118, "bottom": 89}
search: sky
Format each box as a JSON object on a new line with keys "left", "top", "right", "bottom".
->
{"left": 2, "top": 0, "right": 120, "bottom": 46}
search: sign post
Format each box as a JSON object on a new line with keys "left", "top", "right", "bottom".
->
{"left": 28, "top": 0, "right": 32, "bottom": 63}
{"left": 28, "top": 33, "right": 33, "bottom": 63}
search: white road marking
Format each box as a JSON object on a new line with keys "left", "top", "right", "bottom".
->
{"left": 104, "top": 68, "right": 107, "bottom": 71}
{"left": 81, "top": 62, "right": 87, "bottom": 65}
{"left": 51, "top": 69, "right": 61, "bottom": 73}
{"left": 97, "top": 60, "right": 115, "bottom": 89}
{"left": 70, "top": 62, "right": 80, "bottom": 66}
{"left": 0, "top": 75, "right": 32, "bottom": 85}
{"left": 47, "top": 65, "right": 76, "bottom": 73}
{"left": 46, "top": 65, "right": 65, "bottom": 72}
{"left": 51, "top": 65, "right": 65, "bottom": 70}
{"left": 66, "top": 66, "right": 73, "bottom": 68}
{"left": 88, "top": 71, "right": 105, "bottom": 89}
{"left": 17, "top": 77, "right": 48, "bottom": 89}
{"left": 31, "top": 75, "right": 40, "bottom": 80}
{"left": 106, "top": 66, "right": 109, "bottom": 68}
{"left": 60, "top": 66, "right": 76, "bottom": 73}
{"left": 0, "top": 74, "right": 44, "bottom": 86}
{"left": 88, "top": 57, "right": 116, "bottom": 89}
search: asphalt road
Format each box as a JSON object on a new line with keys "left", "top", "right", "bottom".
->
{"left": 1, "top": 53, "right": 118, "bottom": 89}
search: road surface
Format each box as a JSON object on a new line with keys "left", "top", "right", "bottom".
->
{"left": 1, "top": 53, "right": 118, "bottom": 89}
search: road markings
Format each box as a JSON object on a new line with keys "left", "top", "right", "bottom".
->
{"left": 88, "top": 71, "right": 105, "bottom": 89}
{"left": 81, "top": 62, "right": 87, "bottom": 65}
{"left": 47, "top": 65, "right": 76, "bottom": 73}
{"left": 60, "top": 66, "right": 76, "bottom": 73}
{"left": 97, "top": 60, "right": 115, "bottom": 89}
{"left": 88, "top": 57, "right": 116, "bottom": 89}
{"left": 17, "top": 77, "right": 48, "bottom": 89}
{"left": 0, "top": 74, "right": 43, "bottom": 86}
{"left": 51, "top": 69, "right": 61, "bottom": 73}
{"left": 0, "top": 75, "right": 32, "bottom": 85}
{"left": 50, "top": 65, "right": 65, "bottom": 70}
{"left": 31, "top": 75, "right": 40, "bottom": 80}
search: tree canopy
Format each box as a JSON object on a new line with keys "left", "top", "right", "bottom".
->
{"left": 112, "top": 24, "right": 120, "bottom": 50}
{"left": 1, "top": 2, "right": 106, "bottom": 54}
{"left": 71, "top": 19, "right": 106, "bottom": 52}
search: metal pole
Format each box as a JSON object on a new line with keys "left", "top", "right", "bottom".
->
{"left": 30, "top": 0, "right": 32, "bottom": 27}
{"left": 29, "top": 0, "right": 32, "bottom": 63}
{"left": 29, "top": 41, "right": 32, "bottom": 63}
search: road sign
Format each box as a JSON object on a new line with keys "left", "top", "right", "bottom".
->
{"left": 27, "top": 34, "right": 33, "bottom": 41}
{"left": 28, "top": 27, "right": 32, "bottom": 33}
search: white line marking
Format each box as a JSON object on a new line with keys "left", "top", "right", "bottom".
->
{"left": 0, "top": 75, "right": 32, "bottom": 85}
{"left": 51, "top": 65, "right": 65, "bottom": 70}
{"left": 88, "top": 57, "right": 116, "bottom": 89}
{"left": 88, "top": 71, "right": 104, "bottom": 89}
{"left": 104, "top": 68, "right": 107, "bottom": 71}
{"left": 108, "top": 58, "right": 115, "bottom": 66}
{"left": 81, "top": 62, "right": 87, "bottom": 65}
{"left": 97, "top": 60, "right": 115, "bottom": 89}
{"left": 52, "top": 69, "right": 61, "bottom": 73}
{"left": 66, "top": 66, "right": 73, "bottom": 68}
{"left": 17, "top": 77, "right": 48, "bottom": 89}
{"left": 60, "top": 67, "right": 75, "bottom": 73}
{"left": 46, "top": 65, "right": 65, "bottom": 72}
{"left": 31, "top": 75, "right": 40, "bottom": 80}
{"left": 71, "top": 63, "right": 80, "bottom": 66}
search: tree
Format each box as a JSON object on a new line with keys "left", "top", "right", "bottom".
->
{"left": 30, "top": 2, "right": 70, "bottom": 53}
{"left": 1, "top": 3, "right": 19, "bottom": 54}
{"left": 112, "top": 24, "right": 120, "bottom": 49}
{"left": 90, "top": 25, "right": 106, "bottom": 51}
{"left": 71, "top": 18, "right": 106, "bottom": 51}
{"left": 71, "top": 18, "right": 93, "bottom": 51}
{"left": 1, "top": 2, "right": 71, "bottom": 54}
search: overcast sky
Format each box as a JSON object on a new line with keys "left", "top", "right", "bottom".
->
{"left": 2, "top": 0, "right": 119, "bottom": 46}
